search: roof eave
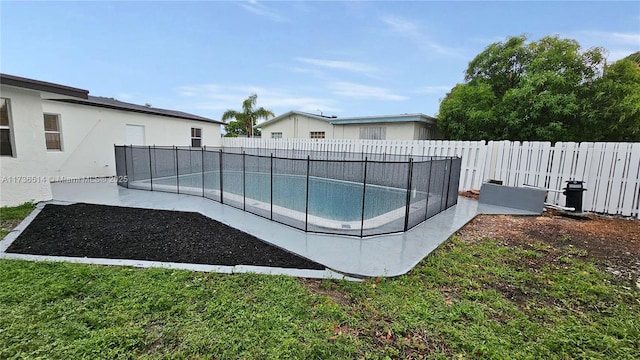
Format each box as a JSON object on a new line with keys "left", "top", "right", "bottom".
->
{"left": 330, "top": 116, "right": 437, "bottom": 125}
{"left": 0, "top": 73, "right": 89, "bottom": 99}
{"left": 50, "top": 98, "right": 223, "bottom": 124}
{"left": 255, "top": 110, "right": 331, "bottom": 128}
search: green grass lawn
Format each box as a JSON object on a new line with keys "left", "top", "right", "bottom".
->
{"left": 0, "top": 202, "right": 35, "bottom": 239}
{"left": 1, "top": 204, "right": 638, "bottom": 359}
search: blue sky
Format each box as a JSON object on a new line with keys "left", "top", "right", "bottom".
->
{"left": 1, "top": 1, "right": 639, "bottom": 123}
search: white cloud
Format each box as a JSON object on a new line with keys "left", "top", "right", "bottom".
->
{"left": 296, "top": 57, "right": 378, "bottom": 74}
{"left": 568, "top": 30, "right": 639, "bottom": 61}
{"left": 116, "top": 92, "right": 134, "bottom": 100}
{"left": 607, "top": 50, "right": 635, "bottom": 62}
{"left": 380, "top": 15, "right": 462, "bottom": 58}
{"left": 574, "top": 30, "right": 640, "bottom": 46}
{"left": 416, "top": 86, "right": 453, "bottom": 94}
{"left": 469, "top": 36, "right": 509, "bottom": 46}
{"left": 380, "top": 15, "right": 421, "bottom": 37}
{"left": 240, "top": 0, "right": 288, "bottom": 22}
{"left": 174, "top": 84, "right": 340, "bottom": 116}
{"left": 288, "top": 67, "right": 324, "bottom": 77}
{"left": 328, "top": 82, "right": 407, "bottom": 101}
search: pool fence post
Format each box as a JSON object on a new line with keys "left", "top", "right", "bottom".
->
{"left": 425, "top": 158, "right": 433, "bottom": 221}
{"left": 219, "top": 149, "right": 224, "bottom": 204}
{"left": 153, "top": 145, "right": 157, "bottom": 189}
{"left": 404, "top": 158, "right": 414, "bottom": 232}
{"left": 148, "top": 145, "right": 153, "bottom": 191}
{"left": 129, "top": 145, "right": 136, "bottom": 187}
{"left": 175, "top": 146, "right": 180, "bottom": 194}
{"left": 242, "top": 151, "right": 246, "bottom": 211}
{"left": 305, "top": 155, "right": 310, "bottom": 232}
{"left": 270, "top": 153, "right": 274, "bottom": 220}
{"left": 123, "top": 145, "right": 129, "bottom": 188}
{"left": 189, "top": 147, "right": 193, "bottom": 180}
{"left": 440, "top": 159, "right": 450, "bottom": 211}
{"left": 444, "top": 158, "right": 454, "bottom": 209}
{"left": 360, "top": 157, "right": 368, "bottom": 238}
{"left": 201, "top": 146, "right": 205, "bottom": 197}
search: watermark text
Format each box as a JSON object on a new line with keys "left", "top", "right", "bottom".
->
{"left": 1, "top": 176, "right": 128, "bottom": 184}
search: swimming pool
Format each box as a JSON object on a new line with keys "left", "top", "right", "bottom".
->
{"left": 115, "top": 146, "right": 461, "bottom": 237}
{"left": 151, "top": 172, "right": 414, "bottom": 220}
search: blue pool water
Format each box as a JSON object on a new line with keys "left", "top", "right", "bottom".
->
{"left": 150, "top": 172, "right": 420, "bottom": 222}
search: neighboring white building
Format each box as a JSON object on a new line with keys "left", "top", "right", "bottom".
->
{"left": 0, "top": 73, "right": 223, "bottom": 206}
{"left": 255, "top": 111, "right": 438, "bottom": 140}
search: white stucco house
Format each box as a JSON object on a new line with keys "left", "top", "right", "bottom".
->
{"left": 0, "top": 73, "right": 223, "bottom": 206}
{"left": 255, "top": 111, "right": 439, "bottom": 140}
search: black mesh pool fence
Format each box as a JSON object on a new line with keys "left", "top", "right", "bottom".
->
{"left": 114, "top": 145, "right": 462, "bottom": 238}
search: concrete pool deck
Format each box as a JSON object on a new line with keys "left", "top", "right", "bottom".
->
{"left": 1, "top": 182, "right": 538, "bottom": 278}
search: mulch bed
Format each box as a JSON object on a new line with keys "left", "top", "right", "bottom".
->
{"left": 6, "top": 203, "right": 324, "bottom": 270}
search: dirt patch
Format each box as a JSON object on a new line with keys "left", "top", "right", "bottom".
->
{"left": 458, "top": 190, "right": 480, "bottom": 200}
{"left": 298, "top": 278, "right": 351, "bottom": 306}
{"left": 6, "top": 203, "right": 324, "bottom": 270}
{"left": 456, "top": 209, "right": 640, "bottom": 282}
{"left": 1, "top": 219, "right": 22, "bottom": 235}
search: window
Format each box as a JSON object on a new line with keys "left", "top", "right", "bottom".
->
{"left": 359, "top": 127, "right": 386, "bottom": 140}
{"left": 43, "top": 113, "right": 62, "bottom": 150}
{"left": 419, "top": 126, "right": 434, "bottom": 140}
{"left": 310, "top": 131, "right": 325, "bottom": 139}
{"left": 271, "top": 132, "right": 282, "bottom": 139}
{"left": 191, "top": 127, "right": 202, "bottom": 147}
{"left": 1, "top": 98, "right": 14, "bottom": 156}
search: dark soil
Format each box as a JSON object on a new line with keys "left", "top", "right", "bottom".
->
{"left": 6, "top": 203, "right": 324, "bottom": 270}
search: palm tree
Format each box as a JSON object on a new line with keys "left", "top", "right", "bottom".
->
{"left": 221, "top": 94, "right": 274, "bottom": 138}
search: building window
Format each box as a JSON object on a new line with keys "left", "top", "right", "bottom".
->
{"left": 44, "top": 113, "right": 62, "bottom": 150}
{"left": 191, "top": 127, "right": 202, "bottom": 147}
{"left": 310, "top": 131, "right": 325, "bottom": 139}
{"left": 419, "top": 126, "right": 433, "bottom": 140}
{"left": 271, "top": 132, "right": 282, "bottom": 139}
{"left": 359, "top": 127, "right": 386, "bottom": 140}
{"left": 0, "top": 98, "right": 14, "bottom": 156}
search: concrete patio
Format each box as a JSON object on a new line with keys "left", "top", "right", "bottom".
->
{"left": 2, "top": 182, "right": 537, "bottom": 278}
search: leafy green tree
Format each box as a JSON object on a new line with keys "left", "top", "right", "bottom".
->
{"left": 437, "top": 35, "right": 640, "bottom": 142}
{"left": 589, "top": 58, "right": 640, "bottom": 141}
{"left": 222, "top": 121, "right": 242, "bottom": 137}
{"left": 222, "top": 94, "right": 273, "bottom": 138}
{"left": 623, "top": 51, "right": 640, "bottom": 66}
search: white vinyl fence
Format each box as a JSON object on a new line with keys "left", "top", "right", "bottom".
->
{"left": 221, "top": 138, "right": 640, "bottom": 219}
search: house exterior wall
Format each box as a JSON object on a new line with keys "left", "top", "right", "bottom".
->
{"left": 259, "top": 114, "right": 438, "bottom": 140}
{"left": 411, "top": 122, "right": 438, "bottom": 140}
{"left": 259, "top": 114, "right": 334, "bottom": 139}
{"left": 42, "top": 100, "right": 222, "bottom": 178}
{"left": 336, "top": 122, "right": 418, "bottom": 140}
{"left": 0, "top": 86, "right": 53, "bottom": 206}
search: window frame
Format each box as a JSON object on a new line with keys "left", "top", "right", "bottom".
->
{"left": 309, "top": 131, "right": 325, "bottom": 139}
{"left": 191, "top": 127, "right": 202, "bottom": 147}
{"left": 0, "top": 98, "right": 16, "bottom": 157}
{"left": 359, "top": 127, "right": 386, "bottom": 140}
{"left": 418, "top": 126, "right": 433, "bottom": 140}
{"left": 271, "top": 132, "right": 283, "bottom": 139}
{"left": 43, "top": 113, "right": 63, "bottom": 151}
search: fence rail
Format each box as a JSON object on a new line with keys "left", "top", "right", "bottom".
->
{"left": 222, "top": 138, "right": 640, "bottom": 219}
{"left": 114, "top": 145, "right": 462, "bottom": 237}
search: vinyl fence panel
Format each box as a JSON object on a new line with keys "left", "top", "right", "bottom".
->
{"left": 222, "top": 137, "right": 640, "bottom": 218}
